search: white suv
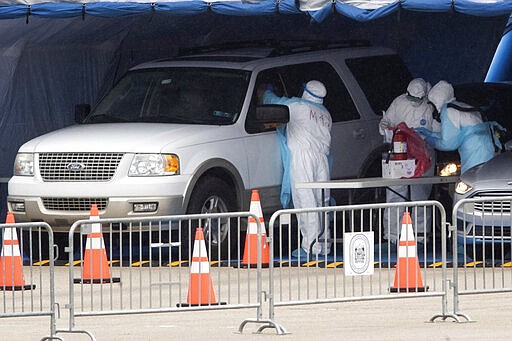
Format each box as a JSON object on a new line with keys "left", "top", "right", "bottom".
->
{"left": 8, "top": 41, "right": 412, "bottom": 254}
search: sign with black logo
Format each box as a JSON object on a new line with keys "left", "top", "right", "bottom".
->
{"left": 344, "top": 232, "right": 374, "bottom": 276}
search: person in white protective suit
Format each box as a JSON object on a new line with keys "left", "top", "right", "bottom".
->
{"left": 263, "top": 80, "right": 332, "bottom": 258}
{"left": 416, "top": 80, "right": 503, "bottom": 174}
{"left": 379, "top": 78, "right": 440, "bottom": 245}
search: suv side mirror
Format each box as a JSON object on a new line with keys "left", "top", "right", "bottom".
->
{"left": 75, "top": 104, "right": 91, "bottom": 123}
{"left": 255, "top": 104, "right": 289, "bottom": 124}
{"left": 245, "top": 104, "right": 290, "bottom": 133}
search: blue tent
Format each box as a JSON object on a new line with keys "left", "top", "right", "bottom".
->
{"left": 0, "top": 0, "right": 510, "bottom": 183}
{"left": 1, "top": 0, "right": 511, "bottom": 21}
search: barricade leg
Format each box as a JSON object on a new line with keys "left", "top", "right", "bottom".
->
{"left": 445, "top": 220, "right": 471, "bottom": 322}
{"left": 429, "top": 214, "right": 471, "bottom": 323}
{"left": 238, "top": 319, "right": 288, "bottom": 335}
{"left": 55, "top": 224, "right": 97, "bottom": 341}
{"left": 55, "top": 329, "right": 97, "bottom": 341}
{"left": 238, "top": 210, "right": 288, "bottom": 335}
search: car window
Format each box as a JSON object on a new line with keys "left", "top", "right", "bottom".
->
{"left": 346, "top": 54, "right": 412, "bottom": 115}
{"left": 279, "top": 62, "right": 359, "bottom": 123}
{"left": 246, "top": 61, "right": 359, "bottom": 134}
{"left": 245, "top": 72, "right": 285, "bottom": 134}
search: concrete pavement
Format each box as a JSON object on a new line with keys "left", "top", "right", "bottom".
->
{"left": 3, "top": 290, "right": 511, "bottom": 340}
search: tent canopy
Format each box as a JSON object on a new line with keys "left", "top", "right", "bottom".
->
{"left": 0, "top": 0, "right": 511, "bottom": 21}
{"left": 0, "top": 0, "right": 510, "bottom": 178}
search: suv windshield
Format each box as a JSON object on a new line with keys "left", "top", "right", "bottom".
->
{"left": 85, "top": 67, "right": 250, "bottom": 125}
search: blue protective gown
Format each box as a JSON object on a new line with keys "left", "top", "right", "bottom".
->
{"left": 416, "top": 104, "right": 502, "bottom": 174}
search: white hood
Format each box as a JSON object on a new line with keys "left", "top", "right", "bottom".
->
{"left": 18, "top": 123, "right": 239, "bottom": 153}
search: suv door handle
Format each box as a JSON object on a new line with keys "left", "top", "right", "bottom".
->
{"left": 353, "top": 128, "right": 366, "bottom": 139}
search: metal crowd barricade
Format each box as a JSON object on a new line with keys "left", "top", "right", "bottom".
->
{"left": 57, "top": 212, "right": 275, "bottom": 340}
{"left": 0, "top": 221, "right": 59, "bottom": 341}
{"left": 250, "top": 200, "right": 461, "bottom": 333}
{"left": 451, "top": 196, "right": 512, "bottom": 320}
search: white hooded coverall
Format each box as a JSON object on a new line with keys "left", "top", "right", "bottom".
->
{"left": 418, "top": 80, "right": 501, "bottom": 174}
{"left": 379, "top": 78, "right": 440, "bottom": 244}
{"left": 264, "top": 80, "right": 332, "bottom": 255}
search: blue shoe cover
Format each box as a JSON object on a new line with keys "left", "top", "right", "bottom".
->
{"left": 291, "top": 248, "right": 308, "bottom": 259}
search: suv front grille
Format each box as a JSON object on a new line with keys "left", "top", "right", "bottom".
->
{"left": 473, "top": 225, "right": 512, "bottom": 237}
{"left": 39, "top": 153, "right": 124, "bottom": 181}
{"left": 42, "top": 198, "right": 108, "bottom": 211}
{"left": 472, "top": 192, "right": 512, "bottom": 214}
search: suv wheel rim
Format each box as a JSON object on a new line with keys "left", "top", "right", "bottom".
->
{"left": 200, "top": 194, "right": 229, "bottom": 247}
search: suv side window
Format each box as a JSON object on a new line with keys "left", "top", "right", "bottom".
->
{"left": 246, "top": 62, "right": 359, "bottom": 134}
{"left": 279, "top": 62, "right": 359, "bottom": 123}
{"left": 346, "top": 55, "right": 412, "bottom": 115}
{"left": 245, "top": 72, "right": 286, "bottom": 134}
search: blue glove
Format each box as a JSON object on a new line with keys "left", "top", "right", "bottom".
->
{"left": 265, "top": 83, "right": 274, "bottom": 92}
{"left": 414, "top": 127, "right": 432, "bottom": 137}
{"left": 424, "top": 135, "right": 437, "bottom": 146}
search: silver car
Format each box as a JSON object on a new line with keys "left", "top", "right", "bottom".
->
{"left": 454, "top": 146, "right": 512, "bottom": 243}
{"left": 451, "top": 82, "right": 512, "bottom": 258}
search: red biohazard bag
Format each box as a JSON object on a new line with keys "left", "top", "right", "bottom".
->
{"left": 396, "top": 122, "right": 431, "bottom": 177}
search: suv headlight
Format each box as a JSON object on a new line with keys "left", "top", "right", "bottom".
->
{"left": 455, "top": 179, "right": 472, "bottom": 195}
{"left": 14, "top": 153, "right": 34, "bottom": 176}
{"left": 129, "top": 154, "right": 179, "bottom": 176}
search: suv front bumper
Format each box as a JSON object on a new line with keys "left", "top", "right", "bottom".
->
{"left": 7, "top": 195, "right": 185, "bottom": 232}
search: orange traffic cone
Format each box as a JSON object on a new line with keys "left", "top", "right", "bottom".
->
{"left": 74, "top": 204, "right": 120, "bottom": 284}
{"left": 178, "top": 227, "right": 224, "bottom": 307}
{"left": 241, "top": 189, "right": 269, "bottom": 268}
{"left": 390, "top": 211, "right": 427, "bottom": 292}
{"left": 0, "top": 212, "right": 35, "bottom": 291}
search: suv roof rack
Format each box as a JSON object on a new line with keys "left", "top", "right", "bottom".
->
{"left": 177, "top": 39, "right": 371, "bottom": 58}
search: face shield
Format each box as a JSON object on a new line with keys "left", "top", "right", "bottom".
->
{"left": 406, "top": 91, "right": 425, "bottom": 107}
{"left": 406, "top": 78, "right": 428, "bottom": 107}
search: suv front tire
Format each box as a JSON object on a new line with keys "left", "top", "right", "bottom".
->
{"left": 185, "top": 175, "right": 239, "bottom": 260}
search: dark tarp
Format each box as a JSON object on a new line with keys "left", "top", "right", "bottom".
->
{"left": 0, "top": 0, "right": 509, "bottom": 182}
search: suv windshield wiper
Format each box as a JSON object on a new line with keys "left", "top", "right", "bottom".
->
{"left": 85, "top": 114, "right": 129, "bottom": 123}
{"left": 140, "top": 115, "right": 193, "bottom": 124}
